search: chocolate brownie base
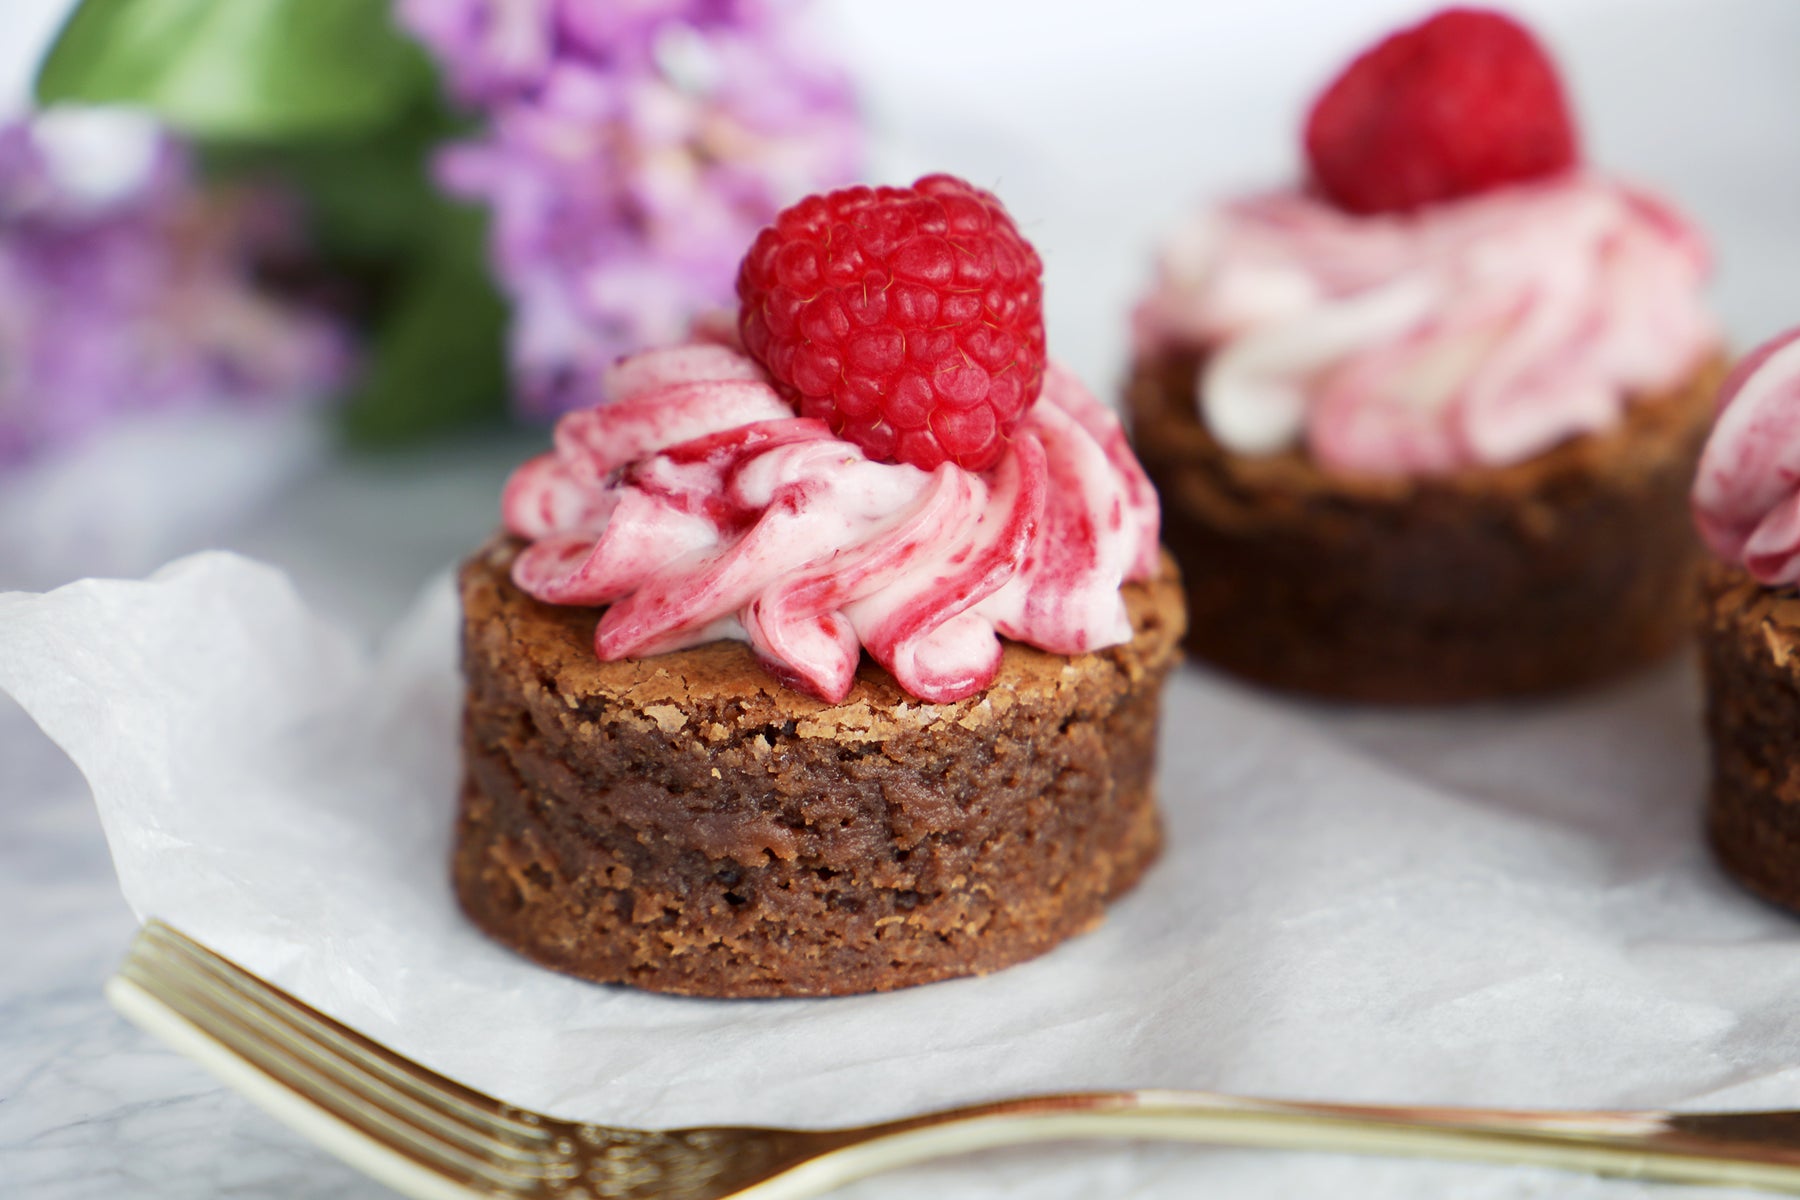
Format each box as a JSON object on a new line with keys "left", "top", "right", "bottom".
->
{"left": 1701, "top": 564, "right": 1800, "bottom": 914}
{"left": 1125, "top": 349, "right": 1726, "bottom": 703}
{"left": 456, "top": 539, "right": 1185, "bottom": 997}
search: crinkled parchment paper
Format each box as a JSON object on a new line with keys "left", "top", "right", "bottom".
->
{"left": 4, "top": 552, "right": 1799, "bottom": 1198}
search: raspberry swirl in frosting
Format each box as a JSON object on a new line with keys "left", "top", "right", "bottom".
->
{"left": 502, "top": 341, "right": 1161, "bottom": 703}
{"left": 1133, "top": 175, "right": 1716, "bottom": 475}
{"left": 1693, "top": 328, "right": 1800, "bottom": 584}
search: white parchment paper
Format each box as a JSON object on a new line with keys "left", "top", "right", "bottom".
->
{"left": 5, "top": 552, "right": 1800, "bottom": 1198}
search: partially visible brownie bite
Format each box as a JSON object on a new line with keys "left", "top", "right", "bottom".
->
{"left": 1700, "top": 567, "right": 1800, "bottom": 913}
{"left": 1693, "top": 327, "right": 1800, "bottom": 914}
{"left": 457, "top": 175, "right": 1183, "bottom": 996}
{"left": 1127, "top": 8, "right": 1723, "bottom": 702}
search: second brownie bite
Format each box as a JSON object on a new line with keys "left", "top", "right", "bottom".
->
{"left": 1130, "top": 349, "right": 1723, "bottom": 702}
{"left": 1126, "top": 8, "right": 1722, "bottom": 702}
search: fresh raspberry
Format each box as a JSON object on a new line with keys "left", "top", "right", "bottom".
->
{"left": 1304, "top": 8, "right": 1579, "bottom": 215}
{"left": 736, "top": 174, "right": 1045, "bottom": 473}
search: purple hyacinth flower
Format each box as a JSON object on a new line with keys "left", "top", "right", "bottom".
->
{"left": 399, "top": 0, "right": 863, "bottom": 419}
{"left": 0, "top": 112, "right": 348, "bottom": 468}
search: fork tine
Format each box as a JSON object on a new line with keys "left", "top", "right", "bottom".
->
{"left": 138, "top": 921, "right": 553, "bottom": 1147}
{"left": 117, "top": 949, "right": 548, "bottom": 1177}
{"left": 109, "top": 925, "right": 563, "bottom": 1199}
{"left": 113, "top": 960, "right": 536, "bottom": 1190}
{"left": 106, "top": 966, "right": 524, "bottom": 1199}
{"left": 134, "top": 922, "right": 554, "bottom": 1159}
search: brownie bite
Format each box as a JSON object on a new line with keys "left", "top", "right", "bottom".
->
{"left": 1125, "top": 9, "right": 1721, "bottom": 703}
{"left": 1691, "top": 326, "right": 1800, "bottom": 915}
{"left": 1700, "top": 565, "right": 1800, "bottom": 913}
{"left": 457, "top": 539, "right": 1183, "bottom": 997}
{"left": 1129, "top": 350, "right": 1724, "bottom": 702}
{"left": 459, "top": 174, "right": 1180, "bottom": 996}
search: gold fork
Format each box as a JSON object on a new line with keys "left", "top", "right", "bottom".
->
{"left": 108, "top": 921, "right": 1800, "bottom": 1199}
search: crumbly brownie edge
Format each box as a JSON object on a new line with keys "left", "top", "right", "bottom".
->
{"left": 1125, "top": 349, "right": 1726, "bottom": 703}
{"left": 454, "top": 543, "right": 1185, "bottom": 997}
{"left": 1701, "top": 563, "right": 1800, "bottom": 914}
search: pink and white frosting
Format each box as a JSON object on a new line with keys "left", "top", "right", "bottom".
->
{"left": 1132, "top": 175, "right": 1716, "bottom": 475}
{"left": 502, "top": 342, "right": 1161, "bottom": 703}
{"left": 1693, "top": 328, "right": 1800, "bottom": 584}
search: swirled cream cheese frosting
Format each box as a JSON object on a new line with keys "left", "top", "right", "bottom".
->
{"left": 1693, "top": 327, "right": 1800, "bottom": 584}
{"left": 1132, "top": 175, "right": 1716, "bottom": 475}
{"left": 502, "top": 341, "right": 1161, "bottom": 703}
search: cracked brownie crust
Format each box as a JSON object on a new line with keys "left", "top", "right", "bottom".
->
{"left": 1125, "top": 349, "right": 1726, "bottom": 703}
{"left": 455, "top": 538, "right": 1185, "bottom": 997}
{"left": 1701, "top": 563, "right": 1800, "bottom": 914}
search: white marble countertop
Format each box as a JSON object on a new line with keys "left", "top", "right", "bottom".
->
{"left": 3, "top": 435, "right": 532, "bottom": 1199}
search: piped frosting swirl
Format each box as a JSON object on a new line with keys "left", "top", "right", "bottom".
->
{"left": 1693, "top": 328, "right": 1800, "bottom": 584}
{"left": 1133, "top": 175, "right": 1716, "bottom": 475}
{"left": 502, "top": 341, "right": 1160, "bottom": 702}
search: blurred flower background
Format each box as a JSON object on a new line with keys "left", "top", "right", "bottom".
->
{"left": 3, "top": 0, "right": 1799, "bottom": 599}
{"left": 0, "top": 115, "right": 345, "bottom": 465}
{"left": 0, "top": 0, "right": 863, "bottom": 587}
{"left": 20, "top": 0, "right": 863, "bottom": 443}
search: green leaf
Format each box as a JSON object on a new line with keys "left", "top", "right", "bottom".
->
{"left": 338, "top": 205, "right": 512, "bottom": 447}
{"left": 36, "top": 0, "right": 432, "bottom": 141}
{"left": 201, "top": 108, "right": 460, "bottom": 266}
{"left": 37, "top": 0, "right": 515, "bottom": 447}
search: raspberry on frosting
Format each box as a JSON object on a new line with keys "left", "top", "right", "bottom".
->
{"left": 736, "top": 174, "right": 1046, "bottom": 473}
{"left": 1304, "top": 7, "right": 1579, "bottom": 215}
{"left": 1130, "top": 7, "right": 1713, "bottom": 482}
{"left": 1693, "top": 327, "right": 1800, "bottom": 584}
{"left": 500, "top": 171, "right": 1166, "bottom": 702}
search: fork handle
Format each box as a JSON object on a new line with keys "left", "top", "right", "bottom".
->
{"left": 777, "top": 1091, "right": 1800, "bottom": 1196}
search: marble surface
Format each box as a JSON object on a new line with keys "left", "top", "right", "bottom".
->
{"left": 2, "top": 436, "right": 529, "bottom": 1200}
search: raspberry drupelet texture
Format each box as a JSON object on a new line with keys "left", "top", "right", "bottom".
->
{"left": 736, "top": 174, "right": 1046, "bottom": 473}
{"left": 1304, "top": 7, "right": 1579, "bottom": 215}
